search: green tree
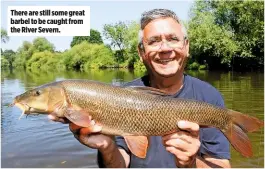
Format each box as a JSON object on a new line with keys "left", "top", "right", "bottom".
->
{"left": 1, "top": 49, "right": 16, "bottom": 69}
{"left": 14, "top": 37, "right": 55, "bottom": 68}
{"left": 1, "top": 29, "right": 9, "bottom": 43}
{"left": 123, "top": 21, "right": 141, "bottom": 68}
{"left": 62, "top": 41, "right": 115, "bottom": 71}
{"left": 31, "top": 37, "right": 55, "bottom": 53}
{"left": 70, "top": 29, "right": 104, "bottom": 47}
{"left": 26, "top": 51, "right": 61, "bottom": 71}
{"left": 103, "top": 21, "right": 128, "bottom": 63}
{"left": 1, "top": 57, "right": 9, "bottom": 69}
{"left": 188, "top": 11, "right": 238, "bottom": 69}
{"left": 188, "top": 0, "right": 264, "bottom": 70}
{"left": 13, "top": 41, "right": 33, "bottom": 68}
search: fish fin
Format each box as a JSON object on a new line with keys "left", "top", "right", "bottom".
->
{"left": 223, "top": 123, "right": 253, "bottom": 157}
{"left": 228, "top": 110, "right": 264, "bottom": 133}
{"left": 223, "top": 110, "right": 264, "bottom": 157}
{"left": 126, "top": 86, "right": 169, "bottom": 96}
{"left": 79, "top": 123, "right": 102, "bottom": 134}
{"left": 124, "top": 135, "right": 148, "bottom": 159}
{"left": 64, "top": 108, "right": 92, "bottom": 128}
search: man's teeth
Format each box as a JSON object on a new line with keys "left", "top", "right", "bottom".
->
{"left": 157, "top": 58, "right": 173, "bottom": 63}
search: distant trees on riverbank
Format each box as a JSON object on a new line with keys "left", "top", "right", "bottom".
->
{"left": 1, "top": 0, "right": 263, "bottom": 72}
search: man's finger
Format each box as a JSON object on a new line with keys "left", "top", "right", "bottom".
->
{"left": 165, "top": 138, "right": 190, "bottom": 152}
{"left": 69, "top": 123, "right": 82, "bottom": 133}
{"left": 80, "top": 123, "right": 102, "bottom": 134}
{"left": 177, "top": 121, "right": 199, "bottom": 136}
{"left": 162, "top": 131, "right": 193, "bottom": 144}
{"left": 165, "top": 146, "right": 190, "bottom": 162}
{"left": 48, "top": 114, "right": 70, "bottom": 123}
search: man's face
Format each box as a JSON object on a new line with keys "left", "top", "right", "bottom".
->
{"left": 139, "top": 17, "right": 189, "bottom": 78}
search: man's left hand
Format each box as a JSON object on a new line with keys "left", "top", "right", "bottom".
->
{"left": 162, "top": 121, "right": 200, "bottom": 167}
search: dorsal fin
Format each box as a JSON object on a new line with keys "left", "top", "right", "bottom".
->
{"left": 126, "top": 86, "right": 170, "bottom": 96}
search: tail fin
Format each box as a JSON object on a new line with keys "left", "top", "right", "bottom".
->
{"left": 223, "top": 110, "right": 264, "bottom": 157}
{"left": 229, "top": 110, "right": 264, "bottom": 133}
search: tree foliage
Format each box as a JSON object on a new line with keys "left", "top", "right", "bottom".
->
{"left": 7, "top": 1, "right": 263, "bottom": 72}
{"left": 1, "top": 49, "right": 16, "bottom": 69}
{"left": 14, "top": 37, "right": 55, "bottom": 68}
{"left": 26, "top": 51, "right": 59, "bottom": 70}
{"left": 70, "top": 29, "right": 103, "bottom": 47}
{"left": 1, "top": 29, "right": 9, "bottom": 43}
{"left": 188, "top": 0, "right": 264, "bottom": 70}
{"left": 62, "top": 41, "right": 115, "bottom": 71}
{"left": 123, "top": 21, "right": 142, "bottom": 68}
{"left": 103, "top": 21, "right": 142, "bottom": 68}
{"left": 103, "top": 21, "right": 129, "bottom": 63}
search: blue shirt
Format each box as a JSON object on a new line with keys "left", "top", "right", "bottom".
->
{"left": 98, "top": 74, "right": 230, "bottom": 168}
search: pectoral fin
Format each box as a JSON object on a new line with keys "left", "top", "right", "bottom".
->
{"left": 64, "top": 107, "right": 92, "bottom": 128}
{"left": 124, "top": 136, "right": 149, "bottom": 159}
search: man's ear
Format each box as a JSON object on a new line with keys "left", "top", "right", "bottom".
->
{"left": 137, "top": 44, "right": 144, "bottom": 62}
{"left": 185, "top": 39, "right": 190, "bottom": 58}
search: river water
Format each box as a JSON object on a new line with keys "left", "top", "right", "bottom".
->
{"left": 1, "top": 69, "right": 264, "bottom": 168}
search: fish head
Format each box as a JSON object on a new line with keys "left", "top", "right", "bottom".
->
{"left": 11, "top": 83, "right": 66, "bottom": 118}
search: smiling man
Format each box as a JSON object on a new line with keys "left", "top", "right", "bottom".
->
{"left": 49, "top": 9, "right": 231, "bottom": 168}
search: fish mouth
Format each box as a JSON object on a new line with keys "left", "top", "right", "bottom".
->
{"left": 11, "top": 102, "right": 45, "bottom": 119}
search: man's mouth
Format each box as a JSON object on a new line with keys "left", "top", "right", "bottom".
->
{"left": 154, "top": 58, "right": 174, "bottom": 64}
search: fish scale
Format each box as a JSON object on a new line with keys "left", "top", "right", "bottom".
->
{"left": 60, "top": 80, "right": 231, "bottom": 136}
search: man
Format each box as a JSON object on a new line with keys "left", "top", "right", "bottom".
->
{"left": 49, "top": 9, "right": 231, "bottom": 168}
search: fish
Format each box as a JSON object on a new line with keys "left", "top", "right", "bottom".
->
{"left": 10, "top": 79, "right": 264, "bottom": 158}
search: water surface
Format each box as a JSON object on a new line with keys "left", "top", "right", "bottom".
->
{"left": 1, "top": 69, "right": 264, "bottom": 168}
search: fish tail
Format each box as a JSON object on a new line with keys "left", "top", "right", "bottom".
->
{"left": 223, "top": 110, "right": 264, "bottom": 157}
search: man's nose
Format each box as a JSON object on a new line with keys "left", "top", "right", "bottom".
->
{"left": 158, "top": 41, "right": 173, "bottom": 52}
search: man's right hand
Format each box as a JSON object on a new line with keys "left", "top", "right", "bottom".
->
{"left": 47, "top": 114, "right": 114, "bottom": 153}
{"left": 48, "top": 114, "right": 130, "bottom": 167}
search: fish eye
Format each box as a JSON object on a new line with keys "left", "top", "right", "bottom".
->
{"left": 35, "top": 90, "right": 41, "bottom": 96}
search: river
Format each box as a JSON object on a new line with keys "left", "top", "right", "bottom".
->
{"left": 1, "top": 69, "right": 264, "bottom": 168}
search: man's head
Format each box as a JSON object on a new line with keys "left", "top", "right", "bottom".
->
{"left": 138, "top": 9, "right": 189, "bottom": 78}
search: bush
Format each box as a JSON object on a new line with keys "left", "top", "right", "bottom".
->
{"left": 134, "top": 59, "right": 146, "bottom": 72}
{"left": 199, "top": 64, "right": 207, "bottom": 70}
{"left": 62, "top": 41, "right": 115, "bottom": 71}
{"left": 26, "top": 51, "right": 61, "bottom": 71}
{"left": 188, "top": 61, "right": 200, "bottom": 70}
{"left": 1, "top": 58, "right": 9, "bottom": 69}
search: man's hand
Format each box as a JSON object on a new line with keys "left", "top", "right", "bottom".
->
{"left": 47, "top": 115, "right": 114, "bottom": 152}
{"left": 48, "top": 114, "right": 129, "bottom": 167}
{"left": 162, "top": 121, "right": 200, "bottom": 167}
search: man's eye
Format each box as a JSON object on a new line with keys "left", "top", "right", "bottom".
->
{"left": 148, "top": 39, "right": 161, "bottom": 45}
{"left": 169, "top": 37, "right": 180, "bottom": 41}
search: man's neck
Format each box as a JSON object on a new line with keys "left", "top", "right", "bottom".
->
{"left": 149, "top": 73, "right": 184, "bottom": 95}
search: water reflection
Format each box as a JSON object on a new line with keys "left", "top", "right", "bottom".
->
{"left": 1, "top": 69, "right": 263, "bottom": 168}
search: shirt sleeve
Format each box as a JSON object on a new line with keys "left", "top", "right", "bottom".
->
{"left": 115, "top": 136, "right": 131, "bottom": 154}
{"left": 199, "top": 92, "right": 231, "bottom": 159}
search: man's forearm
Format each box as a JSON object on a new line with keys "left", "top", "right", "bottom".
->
{"left": 97, "top": 141, "right": 127, "bottom": 168}
{"left": 195, "top": 155, "right": 231, "bottom": 168}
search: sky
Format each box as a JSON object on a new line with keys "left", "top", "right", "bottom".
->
{"left": 1, "top": 0, "right": 194, "bottom": 52}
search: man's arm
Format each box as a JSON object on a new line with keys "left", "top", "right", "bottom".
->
{"left": 67, "top": 122, "right": 130, "bottom": 168}
{"left": 196, "top": 155, "right": 231, "bottom": 168}
{"left": 98, "top": 142, "right": 130, "bottom": 168}
{"left": 48, "top": 115, "right": 130, "bottom": 168}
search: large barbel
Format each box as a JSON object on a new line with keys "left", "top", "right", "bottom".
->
{"left": 11, "top": 79, "right": 264, "bottom": 158}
